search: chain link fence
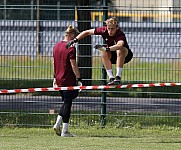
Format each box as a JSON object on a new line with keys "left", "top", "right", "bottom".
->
{"left": 0, "top": 1, "right": 181, "bottom": 127}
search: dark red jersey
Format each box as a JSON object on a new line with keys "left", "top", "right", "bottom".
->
{"left": 53, "top": 41, "right": 76, "bottom": 86}
{"left": 94, "top": 26, "right": 129, "bottom": 49}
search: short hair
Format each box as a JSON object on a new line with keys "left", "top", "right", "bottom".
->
{"left": 104, "top": 17, "right": 119, "bottom": 26}
{"left": 65, "top": 25, "right": 79, "bottom": 36}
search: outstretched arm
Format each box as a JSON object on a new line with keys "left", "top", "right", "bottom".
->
{"left": 76, "top": 29, "right": 95, "bottom": 41}
{"left": 94, "top": 40, "right": 125, "bottom": 52}
{"left": 109, "top": 40, "right": 124, "bottom": 51}
{"left": 66, "top": 29, "right": 95, "bottom": 49}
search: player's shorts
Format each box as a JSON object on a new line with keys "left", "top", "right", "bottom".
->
{"left": 59, "top": 90, "right": 79, "bottom": 101}
{"left": 110, "top": 48, "right": 133, "bottom": 64}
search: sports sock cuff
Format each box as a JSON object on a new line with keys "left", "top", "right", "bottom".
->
{"left": 106, "top": 69, "right": 114, "bottom": 78}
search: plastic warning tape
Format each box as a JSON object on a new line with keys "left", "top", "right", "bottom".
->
{"left": 0, "top": 82, "right": 180, "bottom": 94}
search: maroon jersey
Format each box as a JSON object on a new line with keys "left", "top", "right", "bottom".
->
{"left": 53, "top": 41, "right": 76, "bottom": 86}
{"left": 94, "top": 26, "right": 129, "bottom": 49}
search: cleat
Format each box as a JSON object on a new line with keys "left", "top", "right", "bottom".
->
{"left": 61, "top": 131, "right": 74, "bottom": 137}
{"left": 53, "top": 125, "right": 61, "bottom": 136}
{"left": 114, "top": 76, "right": 121, "bottom": 85}
{"left": 108, "top": 78, "right": 115, "bottom": 85}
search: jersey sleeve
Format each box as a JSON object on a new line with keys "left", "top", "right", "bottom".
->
{"left": 115, "top": 30, "right": 126, "bottom": 43}
{"left": 94, "top": 26, "right": 107, "bottom": 35}
{"left": 68, "top": 47, "right": 76, "bottom": 60}
{"left": 116, "top": 35, "right": 126, "bottom": 43}
{"left": 115, "top": 31, "right": 129, "bottom": 49}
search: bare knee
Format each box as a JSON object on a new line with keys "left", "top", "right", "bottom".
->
{"left": 101, "top": 51, "right": 111, "bottom": 59}
{"left": 117, "top": 47, "right": 128, "bottom": 58}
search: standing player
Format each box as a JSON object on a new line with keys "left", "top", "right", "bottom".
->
{"left": 53, "top": 25, "right": 82, "bottom": 137}
{"left": 66, "top": 17, "right": 133, "bottom": 85}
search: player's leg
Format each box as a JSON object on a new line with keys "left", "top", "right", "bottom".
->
{"left": 60, "top": 100, "right": 73, "bottom": 136}
{"left": 100, "top": 51, "right": 115, "bottom": 85}
{"left": 53, "top": 91, "right": 64, "bottom": 136}
{"left": 60, "top": 90, "right": 78, "bottom": 137}
{"left": 114, "top": 47, "right": 128, "bottom": 85}
{"left": 53, "top": 114, "right": 62, "bottom": 136}
{"left": 53, "top": 90, "right": 78, "bottom": 136}
{"left": 124, "top": 49, "right": 133, "bottom": 64}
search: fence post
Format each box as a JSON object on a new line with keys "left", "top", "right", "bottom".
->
{"left": 4, "top": 0, "right": 7, "bottom": 20}
{"left": 101, "top": 0, "right": 108, "bottom": 128}
{"left": 36, "top": 0, "right": 40, "bottom": 55}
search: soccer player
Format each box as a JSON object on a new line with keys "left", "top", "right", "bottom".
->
{"left": 53, "top": 25, "right": 82, "bottom": 137}
{"left": 66, "top": 17, "right": 133, "bottom": 85}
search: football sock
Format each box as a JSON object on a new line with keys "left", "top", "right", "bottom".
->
{"left": 55, "top": 115, "right": 62, "bottom": 127}
{"left": 106, "top": 69, "right": 114, "bottom": 79}
{"left": 62, "top": 123, "right": 68, "bottom": 133}
{"left": 116, "top": 67, "right": 123, "bottom": 77}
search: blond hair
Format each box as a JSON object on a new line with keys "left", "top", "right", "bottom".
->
{"left": 65, "top": 25, "right": 79, "bottom": 36}
{"left": 104, "top": 17, "right": 119, "bottom": 26}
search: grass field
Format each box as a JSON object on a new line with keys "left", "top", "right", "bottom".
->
{"left": 0, "top": 56, "right": 180, "bottom": 150}
{"left": 1, "top": 127, "right": 181, "bottom": 150}
{"left": 0, "top": 56, "right": 180, "bottom": 82}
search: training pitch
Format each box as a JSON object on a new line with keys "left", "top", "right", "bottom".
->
{"left": 0, "top": 127, "right": 181, "bottom": 150}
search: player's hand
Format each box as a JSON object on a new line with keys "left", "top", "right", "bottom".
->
{"left": 77, "top": 77, "right": 82, "bottom": 92}
{"left": 94, "top": 44, "right": 110, "bottom": 52}
{"left": 66, "top": 38, "right": 78, "bottom": 49}
{"left": 77, "top": 81, "right": 82, "bottom": 86}
{"left": 53, "top": 78, "right": 58, "bottom": 88}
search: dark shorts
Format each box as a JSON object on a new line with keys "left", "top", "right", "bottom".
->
{"left": 110, "top": 49, "right": 133, "bottom": 64}
{"left": 59, "top": 90, "right": 79, "bottom": 101}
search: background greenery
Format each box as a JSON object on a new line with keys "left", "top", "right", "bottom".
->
{"left": 0, "top": 56, "right": 180, "bottom": 98}
{"left": 0, "top": 56, "right": 180, "bottom": 82}
{"left": 1, "top": 112, "right": 181, "bottom": 128}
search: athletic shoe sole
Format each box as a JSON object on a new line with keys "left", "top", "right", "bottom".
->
{"left": 53, "top": 127, "right": 61, "bottom": 136}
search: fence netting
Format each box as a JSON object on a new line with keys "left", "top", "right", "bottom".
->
{"left": 0, "top": 1, "right": 181, "bottom": 127}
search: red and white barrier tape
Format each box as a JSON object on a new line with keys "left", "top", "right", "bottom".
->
{"left": 0, "top": 82, "right": 180, "bottom": 94}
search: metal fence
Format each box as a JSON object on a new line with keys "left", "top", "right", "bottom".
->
{"left": 0, "top": 3, "right": 181, "bottom": 128}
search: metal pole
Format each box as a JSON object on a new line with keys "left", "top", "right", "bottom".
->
{"left": 4, "top": 0, "right": 6, "bottom": 20}
{"left": 36, "top": 0, "right": 40, "bottom": 55}
{"left": 101, "top": 0, "right": 108, "bottom": 128}
{"left": 31, "top": 0, "right": 33, "bottom": 20}
{"left": 57, "top": 0, "right": 60, "bottom": 20}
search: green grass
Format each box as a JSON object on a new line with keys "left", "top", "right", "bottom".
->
{"left": 0, "top": 56, "right": 53, "bottom": 79}
{"left": 0, "top": 56, "right": 180, "bottom": 82}
{"left": 0, "top": 127, "right": 181, "bottom": 150}
{"left": 0, "top": 56, "right": 180, "bottom": 98}
{"left": 1, "top": 112, "right": 181, "bottom": 129}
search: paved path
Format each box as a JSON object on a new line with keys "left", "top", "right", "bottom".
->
{"left": 0, "top": 95, "right": 181, "bottom": 114}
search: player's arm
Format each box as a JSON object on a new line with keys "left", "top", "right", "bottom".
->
{"left": 109, "top": 40, "right": 124, "bottom": 51}
{"left": 52, "top": 58, "right": 58, "bottom": 87}
{"left": 66, "top": 29, "right": 95, "bottom": 49}
{"left": 76, "top": 29, "right": 95, "bottom": 41}
{"left": 70, "top": 59, "right": 81, "bottom": 79}
{"left": 94, "top": 40, "right": 124, "bottom": 52}
{"left": 70, "top": 59, "right": 82, "bottom": 86}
